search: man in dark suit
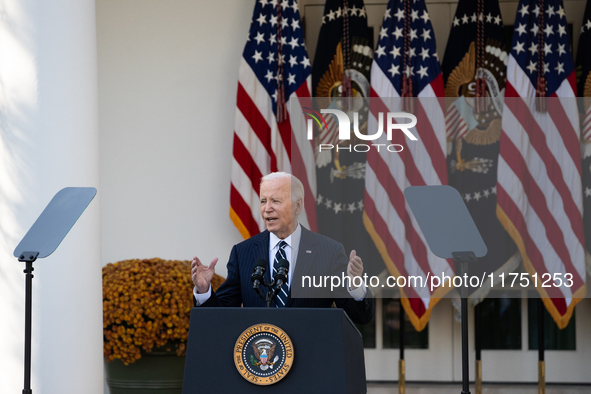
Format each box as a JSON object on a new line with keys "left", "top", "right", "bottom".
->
{"left": 191, "top": 172, "right": 374, "bottom": 325}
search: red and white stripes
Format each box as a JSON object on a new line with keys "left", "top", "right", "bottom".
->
{"left": 364, "top": 63, "right": 452, "bottom": 331}
{"left": 445, "top": 102, "right": 469, "bottom": 141}
{"left": 583, "top": 107, "right": 591, "bottom": 142}
{"left": 497, "top": 58, "right": 585, "bottom": 328}
{"left": 230, "top": 59, "right": 317, "bottom": 239}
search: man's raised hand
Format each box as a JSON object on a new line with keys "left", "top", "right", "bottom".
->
{"left": 191, "top": 256, "right": 219, "bottom": 294}
{"left": 347, "top": 250, "right": 364, "bottom": 290}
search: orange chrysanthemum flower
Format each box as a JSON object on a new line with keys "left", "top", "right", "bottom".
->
{"left": 102, "top": 258, "right": 224, "bottom": 365}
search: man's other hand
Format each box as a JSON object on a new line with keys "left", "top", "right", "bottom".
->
{"left": 347, "top": 250, "right": 364, "bottom": 290}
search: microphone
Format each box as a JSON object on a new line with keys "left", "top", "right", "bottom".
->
{"left": 273, "top": 258, "right": 290, "bottom": 291}
{"left": 251, "top": 258, "right": 267, "bottom": 290}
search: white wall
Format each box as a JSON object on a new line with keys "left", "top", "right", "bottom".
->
{"left": 97, "top": 0, "right": 253, "bottom": 271}
{"left": 0, "top": 0, "right": 102, "bottom": 393}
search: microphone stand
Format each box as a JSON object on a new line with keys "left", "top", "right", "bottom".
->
{"left": 253, "top": 278, "right": 283, "bottom": 307}
{"left": 265, "top": 283, "right": 276, "bottom": 308}
{"left": 252, "top": 283, "right": 264, "bottom": 301}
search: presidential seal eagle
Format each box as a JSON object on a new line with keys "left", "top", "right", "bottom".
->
{"left": 251, "top": 339, "right": 278, "bottom": 371}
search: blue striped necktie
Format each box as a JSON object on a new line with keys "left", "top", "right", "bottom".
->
{"left": 274, "top": 240, "right": 289, "bottom": 307}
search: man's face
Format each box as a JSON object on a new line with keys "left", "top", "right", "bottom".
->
{"left": 259, "top": 177, "right": 302, "bottom": 239}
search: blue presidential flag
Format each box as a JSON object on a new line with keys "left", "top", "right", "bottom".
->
{"left": 311, "top": 0, "right": 384, "bottom": 279}
{"left": 441, "top": 0, "right": 519, "bottom": 304}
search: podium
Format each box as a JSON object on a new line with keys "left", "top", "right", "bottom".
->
{"left": 182, "top": 308, "right": 367, "bottom": 394}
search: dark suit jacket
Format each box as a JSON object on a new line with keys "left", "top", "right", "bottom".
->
{"left": 195, "top": 226, "right": 374, "bottom": 324}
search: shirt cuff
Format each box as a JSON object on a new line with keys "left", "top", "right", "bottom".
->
{"left": 193, "top": 285, "right": 212, "bottom": 306}
{"left": 348, "top": 282, "right": 367, "bottom": 301}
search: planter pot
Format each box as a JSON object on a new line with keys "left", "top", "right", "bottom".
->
{"left": 105, "top": 346, "right": 185, "bottom": 394}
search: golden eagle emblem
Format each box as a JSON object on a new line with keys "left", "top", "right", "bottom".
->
{"left": 445, "top": 41, "right": 476, "bottom": 99}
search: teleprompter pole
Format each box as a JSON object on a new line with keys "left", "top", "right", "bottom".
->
{"left": 19, "top": 251, "right": 39, "bottom": 394}
{"left": 538, "top": 299, "right": 545, "bottom": 394}
{"left": 461, "top": 296, "right": 469, "bottom": 394}
{"left": 399, "top": 299, "right": 405, "bottom": 394}
{"left": 453, "top": 251, "right": 476, "bottom": 394}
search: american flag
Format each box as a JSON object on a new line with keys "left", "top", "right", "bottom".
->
{"left": 498, "top": 0, "right": 586, "bottom": 328}
{"left": 363, "top": 0, "right": 453, "bottom": 331}
{"left": 230, "top": 0, "right": 317, "bottom": 238}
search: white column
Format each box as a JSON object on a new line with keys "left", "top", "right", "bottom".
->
{"left": 0, "top": 0, "right": 102, "bottom": 393}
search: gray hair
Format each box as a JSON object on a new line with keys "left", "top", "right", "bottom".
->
{"left": 260, "top": 172, "right": 304, "bottom": 203}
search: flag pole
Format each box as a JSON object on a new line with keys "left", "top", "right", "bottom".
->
{"left": 538, "top": 298, "right": 545, "bottom": 394}
{"left": 474, "top": 302, "right": 482, "bottom": 394}
{"left": 399, "top": 299, "right": 405, "bottom": 394}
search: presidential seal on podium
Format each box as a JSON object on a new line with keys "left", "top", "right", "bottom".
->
{"left": 233, "top": 323, "right": 294, "bottom": 385}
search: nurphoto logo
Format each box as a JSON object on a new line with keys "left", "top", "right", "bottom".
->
{"left": 303, "top": 106, "right": 418, "bottom": 153}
